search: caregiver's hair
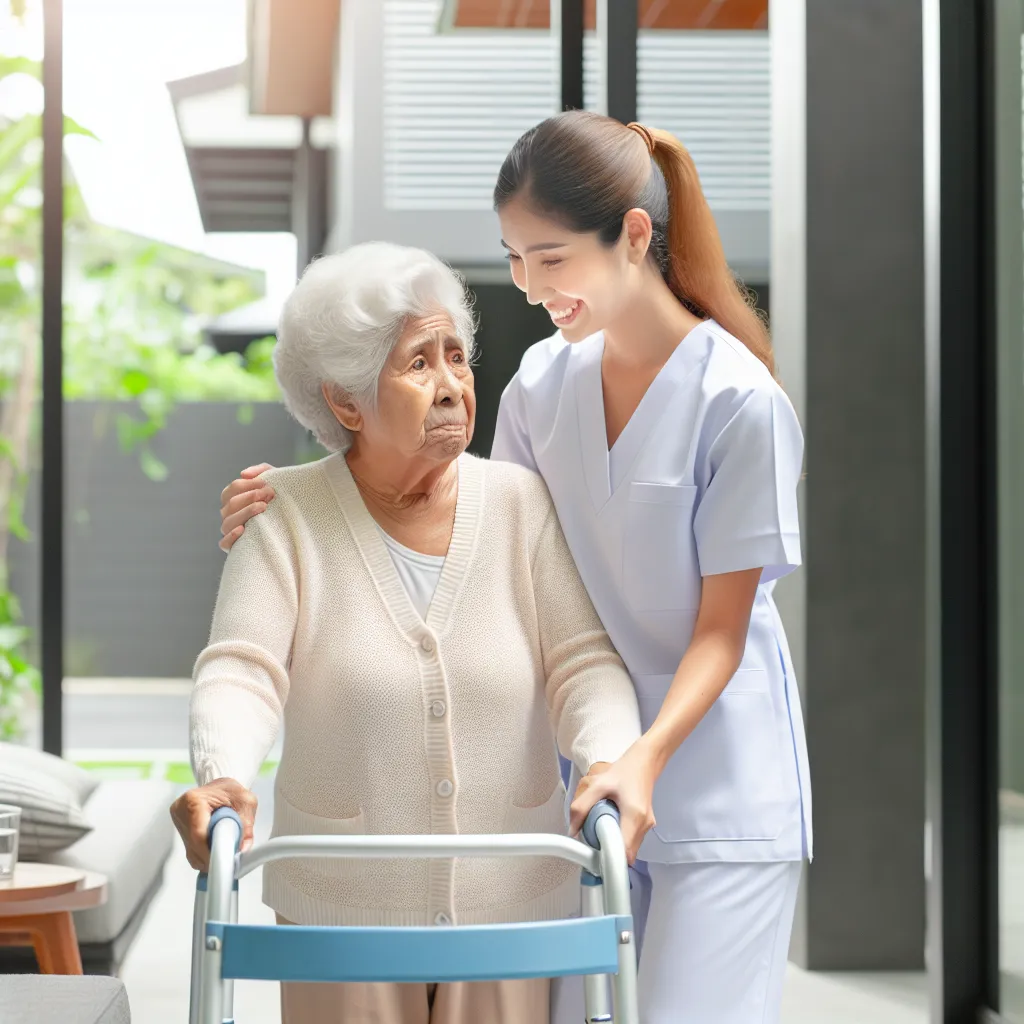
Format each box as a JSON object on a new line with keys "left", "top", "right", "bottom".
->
{"left": 273, "top": 242, "right": 476, "bottom": 452}
{"left": 493, "top": 110, "right": 775, "bottom": 378}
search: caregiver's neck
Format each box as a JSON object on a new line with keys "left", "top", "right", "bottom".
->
{"left": 604, "top": 270, "right": 703, "bottom": 370}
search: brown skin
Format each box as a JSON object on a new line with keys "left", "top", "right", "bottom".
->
{"left": 218, "top": 314, "right": 475, "bottom": 550}
{"left": 328, "top": 310, "right": 474, "bottom": 555}
{"left": 217, "top": 218, "right": 765, "bottom": 864}
{"left": 170, "top": 778, "right": 258, "bottom": 872}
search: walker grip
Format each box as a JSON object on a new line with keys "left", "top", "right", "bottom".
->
{"left": 207, "top": 807, "right": 243, "bottom": 851}
{"left": 581, "top": 799, "right": 620, "bottom": 849}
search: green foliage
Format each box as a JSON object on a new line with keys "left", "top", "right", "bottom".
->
{"left": 1, "top": 49, "right": 278, "bottom": 478}
{"left": 0, "top": 40, "right": 279, "bottom": 735}
{"left": 60, "top": 255, "right": 278, "bottom": 476}
{"left": 0, "top": 587, "right": 40, "bottom": 741}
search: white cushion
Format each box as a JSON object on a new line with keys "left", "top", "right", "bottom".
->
{"left": 46, "top": 779, "right": 176, "bottom": 944}
{"left": 0, "top": 743, "right": 100, "bottom": 806}
{"left": 0, "top": 758, "right": 92, "bottom": 858}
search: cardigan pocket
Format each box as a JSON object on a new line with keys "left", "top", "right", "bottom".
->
{"left": 272, "top": 786, "right": 368, "bottom": 868}
{"left": 503, "top": 780, "right": 569, "bottom": 837}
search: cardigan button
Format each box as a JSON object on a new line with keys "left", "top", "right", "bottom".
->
{"left": 436, "top": 779, "right": 454, "bottom": 798}
{"left": 434, "top": 912, "right": 452, "bottom": 926}
{"left": 431, "top": 701, "right": 446, "bottom": 718}
{"left": 420, "top": 636, "right": 436, "bottom": 654}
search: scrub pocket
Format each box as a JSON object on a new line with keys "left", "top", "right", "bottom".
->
{"left": 623, "top": 483, "right": 702, "bottom": 612}
{"left": 635, "top": 670, "right": 786, "bottom": 843}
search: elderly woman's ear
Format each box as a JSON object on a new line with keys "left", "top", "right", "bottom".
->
{"left": 322, "top": 382, "right": 361, "bottom": 433}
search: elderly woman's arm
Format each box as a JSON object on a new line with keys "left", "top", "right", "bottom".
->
{"left": 173, "top": 493, "right": 298, "bottom": 869}
{"left": 192, "top": 497, "right": 297, "bottom": 786}
{"left": 531, "top": 505, "right": 642, "bottom": 776}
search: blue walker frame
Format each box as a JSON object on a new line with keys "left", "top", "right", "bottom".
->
{"left": 188, "top": 801, "right": 639, "bottom": 1024}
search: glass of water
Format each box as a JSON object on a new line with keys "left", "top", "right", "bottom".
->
{"left": 0, "top": 805, "right": 21, "bottom": 881}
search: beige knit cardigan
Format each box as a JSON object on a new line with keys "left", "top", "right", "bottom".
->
{"left": 190, "top": 452, "right": 641, "bottom": 928}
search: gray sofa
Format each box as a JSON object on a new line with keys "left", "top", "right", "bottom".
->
{"left": 0, "top": 976, "right": 130, "bottom": 1024}
{"left": 0, "top": 777, "right": 177, "bottom": 976}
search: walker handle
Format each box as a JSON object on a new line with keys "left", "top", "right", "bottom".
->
{"left": 207, "top": 807, "right": 243, "bottom": 851}
{"left": 581, "top": 799, "right": 621, "bottom": 849}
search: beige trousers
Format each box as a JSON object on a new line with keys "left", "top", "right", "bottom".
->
{"left": 275, "top": 917, "right": 550, "bottom": 1024}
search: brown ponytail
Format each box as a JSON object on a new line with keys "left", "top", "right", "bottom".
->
{"left": 494, "top": 110, "right": 776, "bottom": 379}
{"left": 647, "top": 129, "right": 774, "bottom": 377}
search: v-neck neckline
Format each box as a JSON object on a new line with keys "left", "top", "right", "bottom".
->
{"left": 323, "top": 453, "right": 483, "bottom": 636}
{"left": 575, "top": 326, "right": 706, "bottom": 511}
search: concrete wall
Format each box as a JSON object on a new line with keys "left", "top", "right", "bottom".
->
{"left": 12, "top": 403, "right": 315, "bottom": 678}
{"left": 771, "top": 0, "right": 926, "bottom": 971}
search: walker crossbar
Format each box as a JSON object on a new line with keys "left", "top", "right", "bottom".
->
{"left": 207, "top": 916, "right": 631, "bottom": 984}
{"left": 189, "top": 799, "right": 639, "bottom": 1024}
{"left": 234, "top": 831, "right": 602, "bottom": 879}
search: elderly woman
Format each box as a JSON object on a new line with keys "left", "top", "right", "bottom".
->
{"left": 170, "top": 242, "right": 641, "bottom": 1024}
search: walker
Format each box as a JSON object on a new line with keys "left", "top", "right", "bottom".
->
{"left": 188, "top": 799, "right": 639, "bottom": 1024}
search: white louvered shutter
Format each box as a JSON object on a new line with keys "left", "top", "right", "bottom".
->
{"left": 381, "top": 0, "right": 770, "bottom": 214}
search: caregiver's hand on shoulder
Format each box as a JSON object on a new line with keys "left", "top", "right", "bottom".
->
{"left": 170, "top": 778, "right": 258, "bottom": 872}
{"left": 570, "top": 744, "right": 658, "bottom": 865}
{"left": 220, "top": 463, "right": 276, "bottom": 552}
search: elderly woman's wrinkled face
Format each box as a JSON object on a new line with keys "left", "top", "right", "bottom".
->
{"left": 337, "top": 312, "right": 475, "bottom": 464}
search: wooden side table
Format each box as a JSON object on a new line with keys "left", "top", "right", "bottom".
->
{"left": 0, "top": 864, "right": 108, "bottom": 974}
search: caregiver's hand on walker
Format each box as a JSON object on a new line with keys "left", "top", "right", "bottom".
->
{"left": 170, "top": 778, "right": 258, "bottom": 872}
{"left": 570, "top": 751, "right": 657, "bottom": 865}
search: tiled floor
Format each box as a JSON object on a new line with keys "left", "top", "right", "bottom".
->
{"left": 118, "top": 774, "right": 929, "bottom": 1024}
{"left": 1002, "top": 819, "right": 1024, "bottom": 1021}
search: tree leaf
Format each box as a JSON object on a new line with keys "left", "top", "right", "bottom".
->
{"left": 139, "top": 449, "right": 169, "bottom": 482}
{"left": 63, "top": 114, "right": 98, "bottom": 141}
{"left": 0, "top": 625, "right": 28, "bottom": 651}
{"left": 120, "top": 368, "right": 150, "bottom": 397}
{"left": 0, "top": 114, "right": 41, "bottom": 173}
{"left": 0, "top": 55, "right": 40, "bottom": 82}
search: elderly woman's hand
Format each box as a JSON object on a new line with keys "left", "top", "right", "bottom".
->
{"left": 220, "top": 464, "right": 276, "bottom": 552}
{"left": 569, "top": 745, "right": 658, "bottom": 865}
{"left": 170, "top": 778, "right": 258, "bottom": 872}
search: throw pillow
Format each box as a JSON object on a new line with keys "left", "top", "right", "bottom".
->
{"left": 0, "top": 742, "right": 100, "bottom": 806}
{"left": 0, "top": 760, "right": 92, "bottom": 858}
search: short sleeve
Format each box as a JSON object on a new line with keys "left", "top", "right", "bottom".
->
{"left": 490, "top": 372, "right": 538, "bottom": 472}
{"left": 692, "top": 386, "right": 803, "bottom": 583}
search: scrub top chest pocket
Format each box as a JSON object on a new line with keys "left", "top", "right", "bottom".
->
{"left": 623, "top": 482, "right": 702, "bottom": 612}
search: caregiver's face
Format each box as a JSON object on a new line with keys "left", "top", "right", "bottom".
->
{"left": 499, "top": 196, "right": 633, "bottom": 343}
{"left": 363, "top": 312, "right": 476, "bottom": 463}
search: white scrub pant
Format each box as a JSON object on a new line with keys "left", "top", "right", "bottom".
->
{"left": 551, "top": 860, "right": 802, "bottom": 1024}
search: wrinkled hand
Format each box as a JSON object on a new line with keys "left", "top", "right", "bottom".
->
{"left": 170, "top": 778, "right": 257, "bottom": 872}
{"left": 220, "top": 464, "right": 276, "bottom": 552}
{"left": 569, "top": 743, "right": 658, "bottom": 865}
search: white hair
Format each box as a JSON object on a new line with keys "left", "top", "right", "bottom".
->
{"left": 272, "top": 242, "right": 476, "bottom": 452}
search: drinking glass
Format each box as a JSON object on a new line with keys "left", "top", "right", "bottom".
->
{"left": 0, "top": 805, "right": 21, "bottom": 881}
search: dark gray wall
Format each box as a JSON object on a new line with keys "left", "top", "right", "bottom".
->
{"left": 12, "top": 402, "right": 316, "bottom": 678}
{"left": 771, "top": 0, "right": 926, "bottom": 971}
{"left": 466, "top": 282, "right": 555, "bottom": 458}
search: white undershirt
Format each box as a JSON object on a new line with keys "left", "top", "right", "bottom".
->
{"left": 376, "top": 526, "right": 446, "bottom": 619}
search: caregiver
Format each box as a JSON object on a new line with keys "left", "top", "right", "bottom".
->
{"left": 218, "top": 110, "right": 811, "bottom": 1024}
